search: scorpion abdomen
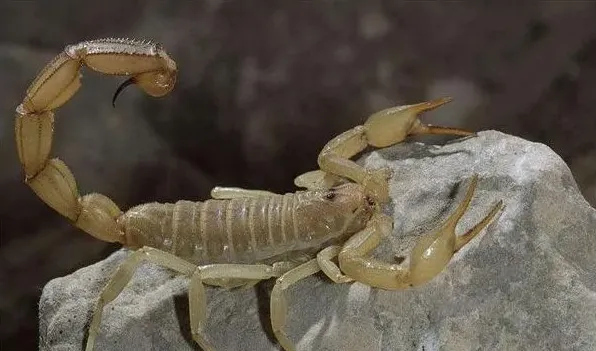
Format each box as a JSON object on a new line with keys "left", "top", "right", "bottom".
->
{"left": 118, "top": 194, "right": 305, "bottom": 265}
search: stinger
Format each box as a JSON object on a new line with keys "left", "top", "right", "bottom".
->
{"left": 112, "top": 77, "right": 136, "bottom": 107}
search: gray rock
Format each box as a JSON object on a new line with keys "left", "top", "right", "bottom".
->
{"left": 39, "top": 130, "right": 596, "bottom": 351}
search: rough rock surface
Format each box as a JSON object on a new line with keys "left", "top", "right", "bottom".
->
{"left": 39, "top": 131, "right": 596, "bottom": 351}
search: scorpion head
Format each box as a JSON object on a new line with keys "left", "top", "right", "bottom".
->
{"left": 299, "top": 183, "right": 377, "bottom": 237}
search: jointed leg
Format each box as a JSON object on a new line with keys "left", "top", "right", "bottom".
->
{"left": 268, "top": 252, "right": 359, "bottom": 351}
{"left": 270, "top": 260, "right": 321, "bottom": 351}
{"left": 188, "top": 263, "right": 282, "bottom": 351}
{"left": 202, "top": 261, "right": 300, "bottom": 290}
{"left": 317, "top": 246, "right": 354, "bottom": 283}
{"left": 338, "top": 175, "right": 503, "bottom": 290}
{"left": 201, "top": 277, "right": 263, "bottom": 290}
{"left": 85, "top": 247, "right": 196, "bottom": 351}
{"left": 85, "top": 246, "right": 284, "bottom": 351}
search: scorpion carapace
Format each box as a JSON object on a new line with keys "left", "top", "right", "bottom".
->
{"left": 16, "top": 38, "right": 504, "bottom": 351}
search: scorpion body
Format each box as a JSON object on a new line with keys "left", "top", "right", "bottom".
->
{"left": 16, "top": 38, "right": 503, "bottom": 351}
{"left": 121, "top": 185, "right": 374, "bottom": 265}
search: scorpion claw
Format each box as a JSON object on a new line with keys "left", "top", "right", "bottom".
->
{"left": 407, "top": 96, "right": 454, "bottom": 113}
{"left": 406, "top": 97, "right": 475, "bottom": 137}
{"left": 363, "top": 97, "right": 473, "bottom": 148}
{"left": 409, "top": 174, "right": 503, "bottom": 286}
{"left": 316, "top": 98, "right": 471, "bottom": 207}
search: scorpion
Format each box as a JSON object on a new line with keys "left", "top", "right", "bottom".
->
{"left": 15, "top": 38, "right": 503, "bottom": 351}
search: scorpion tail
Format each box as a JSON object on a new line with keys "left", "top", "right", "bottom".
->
{"left": 15, "top": 38, "right": 177, "bottom": 244}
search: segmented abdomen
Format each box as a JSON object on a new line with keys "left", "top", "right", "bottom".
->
{"left": 118, "top": 194, "right": 305, "bottom": 265}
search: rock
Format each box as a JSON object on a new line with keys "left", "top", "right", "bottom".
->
{"left": 39, "top": 130, "right": 596, "bottom": 351}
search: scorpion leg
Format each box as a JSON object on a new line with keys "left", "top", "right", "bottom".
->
{"left": 188, "top": 263, "right": 288, "bottom": 350}
{"left": 317, "top": 246, "right": 354, "bottom": 283}
{"left": 86, "top": 246, "right": 282, "bottom": 351}
{"left": 86, "top": 246, "right": 196, "bottom": 351}
{"left": 201, "top": 277, "right": 258, "bottom": 290}
{"left": 338, "top": 175, "right": 503, "bottom": 289}
{"left": 317, "top": 98, "right": 472, "bottom": 202}
{"left": 210, "top": 186, "right": 279, "bottom": 199}
{"left": 203, "top": 261, "right": 299, "bottom": 290}
{"left": 269, "top": 256, "right": 352, "bottom": 351}
{"left": 270, "top": 259, "right": 321, "bottom": 351}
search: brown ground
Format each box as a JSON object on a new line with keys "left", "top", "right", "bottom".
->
{"left": 1, "top": 2, "right": 596, "bottom": 350}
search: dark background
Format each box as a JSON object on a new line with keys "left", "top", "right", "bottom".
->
{"left": 1, "top": 2, "right": 596, "bottom": 350}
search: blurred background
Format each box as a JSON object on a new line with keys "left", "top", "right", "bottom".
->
{"left": 1, "top": 2, "right": 596, "bottom": 350}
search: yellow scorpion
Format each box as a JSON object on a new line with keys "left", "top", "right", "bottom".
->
{"left": 15, "top": 38, "right": 503, "bottom": 351}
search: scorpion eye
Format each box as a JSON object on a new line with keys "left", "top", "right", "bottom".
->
{"left": 325, "top": 191, "right": 336, "bottom": 201}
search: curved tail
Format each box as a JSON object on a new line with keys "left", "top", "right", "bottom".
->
{"left": 15, "top": 38, "right": 177, "bottom": 244}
